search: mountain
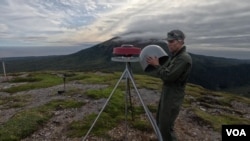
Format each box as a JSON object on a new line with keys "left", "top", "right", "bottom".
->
{"left": 1, "top": 37, "right": 250, "bottom": 97}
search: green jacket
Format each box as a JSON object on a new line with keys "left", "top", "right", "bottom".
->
{"left": 156, "top": 46, "right": 192, "bottom": 99}
{"left": 156, "top": 46, "right": 192, "bottom": 141}
{"left": 157, "top": 46, "right": 192, "bottom": 87}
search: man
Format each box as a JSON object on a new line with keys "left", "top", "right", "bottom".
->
{"left": 146, "top": 29, "right": 192, "bottom": 141}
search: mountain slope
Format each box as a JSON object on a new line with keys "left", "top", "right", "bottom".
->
{"left": 2, "top": 37, "right": 250, "bottom": 96}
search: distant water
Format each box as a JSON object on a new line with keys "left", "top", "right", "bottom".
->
{"left": 188, "top": 46, "right": 250, "bottom": 60}
{"left": 0, "top": 45, "right": 94, "bottom": 58}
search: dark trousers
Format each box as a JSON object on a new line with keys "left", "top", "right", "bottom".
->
{"left": 156, "top": 98, "right": 182, "bottom": 141}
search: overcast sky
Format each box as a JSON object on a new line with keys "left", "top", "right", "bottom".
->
{"left": 0, "top": 0, "right": 250, "bottom": 59}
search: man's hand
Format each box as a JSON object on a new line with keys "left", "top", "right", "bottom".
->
{"left": 146, "top": 56, "right": 160, "bottom": 67}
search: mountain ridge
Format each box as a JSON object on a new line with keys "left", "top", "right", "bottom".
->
{"left": 1, "top": 37, "right": 250, "bottom": 97}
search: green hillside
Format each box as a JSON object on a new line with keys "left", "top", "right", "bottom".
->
{"left": 1, "top": 37, "right": 250, "bottom": 97}
{"left": 0, "top": 71, "right": 249, "bottom": 140}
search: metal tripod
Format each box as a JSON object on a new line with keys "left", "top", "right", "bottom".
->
{"left": 82, "top": 57, "right": 162, "bottom": 141}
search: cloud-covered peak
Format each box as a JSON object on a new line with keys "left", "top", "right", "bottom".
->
{"left": 0, "top": 0, "right": 250, "bottom": 59}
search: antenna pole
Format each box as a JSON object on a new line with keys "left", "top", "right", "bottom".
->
{"left": 1, "top": 59, "right": 7, "bottom": 80}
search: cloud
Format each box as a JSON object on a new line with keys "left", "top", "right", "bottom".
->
{"left": 0, "top": 0, "right": 250, "bottom": 59}
{"left": 0, "top": 23, "right": 8, "bottom": 31}
{"left": 0, "top": 0, "right": 130, "bottom": 46}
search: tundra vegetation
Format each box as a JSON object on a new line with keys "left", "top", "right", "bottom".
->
{"left": 0, "top": 71, "right": 249, "bottom": 140}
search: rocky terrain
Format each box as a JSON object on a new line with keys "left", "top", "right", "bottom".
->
{"left": 0, "top": 73, "right": 249, "bottom": 141}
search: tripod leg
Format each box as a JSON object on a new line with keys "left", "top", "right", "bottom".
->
{"left": 124, "top": 74, "right": 129, "bottom": 141}
{"left": 127, "top": 62, "right": 134, "bottom": 120}
{"left": 124, "top": 69, "right": 135, "bottom": 141}
{"left": 127, "top": 79, "right": 134, "bottom": 120}
{"left": 126, "top": 69, "right": 163, "bottom": 141}
{"left": 82, "top": 70, "right": 127, "bottom": 141}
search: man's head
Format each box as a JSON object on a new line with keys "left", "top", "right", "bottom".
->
{"left": 166, "top": 29, "right": 185, "bottom": 54}
{"left": 166, "top": 29, "right": 185, "bottom": 41}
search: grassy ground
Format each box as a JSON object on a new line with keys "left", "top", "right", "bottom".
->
{"left": 0, "top": 99, "right": 84, "bottom": 141}
{"left": 0, "top": 71, "right": 250, "bottom": 140}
